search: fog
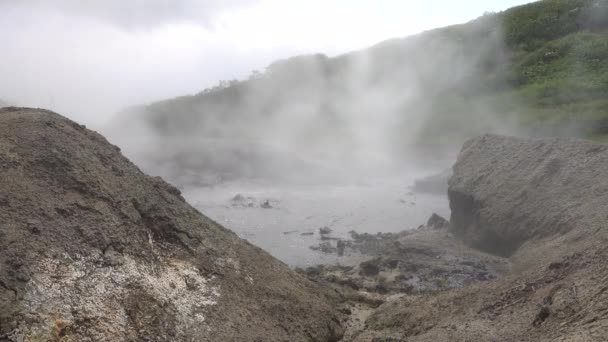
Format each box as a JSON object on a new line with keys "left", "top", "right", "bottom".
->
{"left": 104, "top": 13, "right": 536, "bottom": 266}
{"left": 110, "top": 17, "right": 525, "bottom": 187}
{"left": 0, "top": 0, "right": 533, "bottom": 125}
{"left": 3, "top": 0, "right": 569, "bottom": 266}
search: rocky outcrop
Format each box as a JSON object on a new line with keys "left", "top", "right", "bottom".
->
{"left": 448, "top": 134, "right": 608, "bottom": 257}
{"left": 0, "top": 108, "right": 343, "bottom": 341}
{"left": 347, "top": 134, "right": 608, "bottom": 341}
{"left": 301, "top": 220, "right": 507, "bottom": 295}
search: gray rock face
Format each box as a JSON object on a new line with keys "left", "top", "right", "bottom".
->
{"left": 0, "top": 108, "right": 343, "bottom": 341}
{"left": 448, "top": 134, "right": 608, "bottom": 256}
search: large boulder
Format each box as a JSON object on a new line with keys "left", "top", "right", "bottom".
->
{"left": 0, "top": 108, "right": 343, "bottom": 341}
{"left": 448, "top": 134, "right": 608, "bottom": 256}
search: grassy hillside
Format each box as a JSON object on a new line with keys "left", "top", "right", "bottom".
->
{"left": 393, "top": 0, "right": 608, "bottom": 142}
{"left": 501, "top": 0, "right": 608, "bottom": 139}
{"left": 127, "top": 0, "right": 608, "bottom": 158}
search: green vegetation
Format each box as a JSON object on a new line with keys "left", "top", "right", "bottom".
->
{"left": 503, "top": 0, "right": 595, "bottom": 51}
{"left": 418, "top": 0, "right": 608, "bottom": 141}
{"left": 496, "top": 29, "right": 608, "bottom": 138}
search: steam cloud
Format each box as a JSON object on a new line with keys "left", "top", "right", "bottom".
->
{"left": 110, "top": 16, "right": 526, "bottom": 187}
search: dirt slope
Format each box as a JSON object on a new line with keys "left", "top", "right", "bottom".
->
{"left": 350, "top": 134, "right": 608, "bottom": 341}
{"left": 0, "top": 107, "right": 343, "bottom": 341}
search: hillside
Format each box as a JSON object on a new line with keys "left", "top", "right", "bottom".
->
{"left": 0, "top": 107, "right": 343, "bottom": 341}
{"left": 112, "top": 0, "right": 608, "bottom": 185}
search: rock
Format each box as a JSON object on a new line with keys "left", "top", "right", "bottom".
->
{"left": 337, "top": 134, "right": 608, "bottom": 341}
{"left": 532, "top": 306, "right": 551, "bottom": 327}
{"left": 449, "top": 134, "right": 608, "bottom": 257}
{"left": 231, "top": 193, "right": 246, "bottom": 202}
{"left": 321, "top": 235, "right": 339, "bottom": 241}
{"left": 0, "top": 108, "right": 344, "bottom": 341}
{"left": 310, "top": 242, "right": 337, "bottom": 254}
{"left": 230, "top": 193, "right": 257, "bottom": 207}
{"left": 349, "top": 231, "right": 377, "bottom": 243}
{"left": 300, "top": 232, "right": 315, "bottom": 236}
{"left": 260, "top": 200, "right": 272, "bottom": 209}
{"left": 426, "top": 213, "right": 449, "bottom": 229}
{"left": 319, "top": 226, "right": 332, "bottom": 235}
{"left": 359, "top": 259, "right": 381, "bottom": 277}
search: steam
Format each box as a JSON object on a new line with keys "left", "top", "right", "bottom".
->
{"left": 110, "top": 16, "right": 529, "bottom": 186}
{"left": 0, "top": 0, "right": 594, "bottom": 188}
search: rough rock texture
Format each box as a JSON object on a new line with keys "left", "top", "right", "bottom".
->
{"left": 449, "top": 134, "right": 608, "bottom": 257}
{"left": 348, "top": 134, "right": 608, "bottom": 341}
{"left": 0, "top": 108, "right": 343, "bottom": 341}
{"left": 303, "top": 222, "right": 507, "bottom": 295}
{"left": 300, "top": 219, "right": 510, "bottom": 340}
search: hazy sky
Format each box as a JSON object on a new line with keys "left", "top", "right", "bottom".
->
{"left": 0, "top": 0, "right": 534, "bottom": 126}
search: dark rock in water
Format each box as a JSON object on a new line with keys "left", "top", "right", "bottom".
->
{"left": 349, "top": 230, "right": 378, "bottom": 243}
{"left": 427, "top": 213, "right": 449, "bottom": 229}
{"left": 260, "top": 200, "right": 272, "bottom": 209}
{"left": 319, "top": 226, "right": 332, "bottom": 235}
{"left": 230, "top": 193, "right": 257, "bottom": 207}
{"left": 305, "top": 222, "right": 506, "bottom": 296}
{"left": 300, "top": 232, "right": 315, "bottom": 236}
{"left": 0, "top": 108, "right": 344, "bottom": 341}
{"left": 310, "top": 242, "right": 337, "bottom": 254}
{"left": 231, "top": 193, "right": 246, "bottom": 202}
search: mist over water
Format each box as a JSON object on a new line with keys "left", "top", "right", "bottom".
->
{"left": 105, "top": 21, "right": 520, "bottom": 265}
{"left": 108, "top": 115, "right": 454, "bottom": 266}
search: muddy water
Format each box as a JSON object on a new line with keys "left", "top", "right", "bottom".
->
{"left": 183, "top": 176, "right": 449, "bottom": 267}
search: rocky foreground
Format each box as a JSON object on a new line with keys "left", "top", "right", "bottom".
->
{"left": 1, "top": 108, "right": 608, "bottom": 341}
{"left": 303, "top": 134, "right": 608, "bottom": 341}
{"left": 0, "top": 108, "right": 343, "bottom": 341}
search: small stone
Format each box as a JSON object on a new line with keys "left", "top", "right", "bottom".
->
{"left": 319, "top": 227, "right": 332, "bottom": 235}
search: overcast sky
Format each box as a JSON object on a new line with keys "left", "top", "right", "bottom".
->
{"left": 0, "top": 0, "right": 534, "bottom": 126}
